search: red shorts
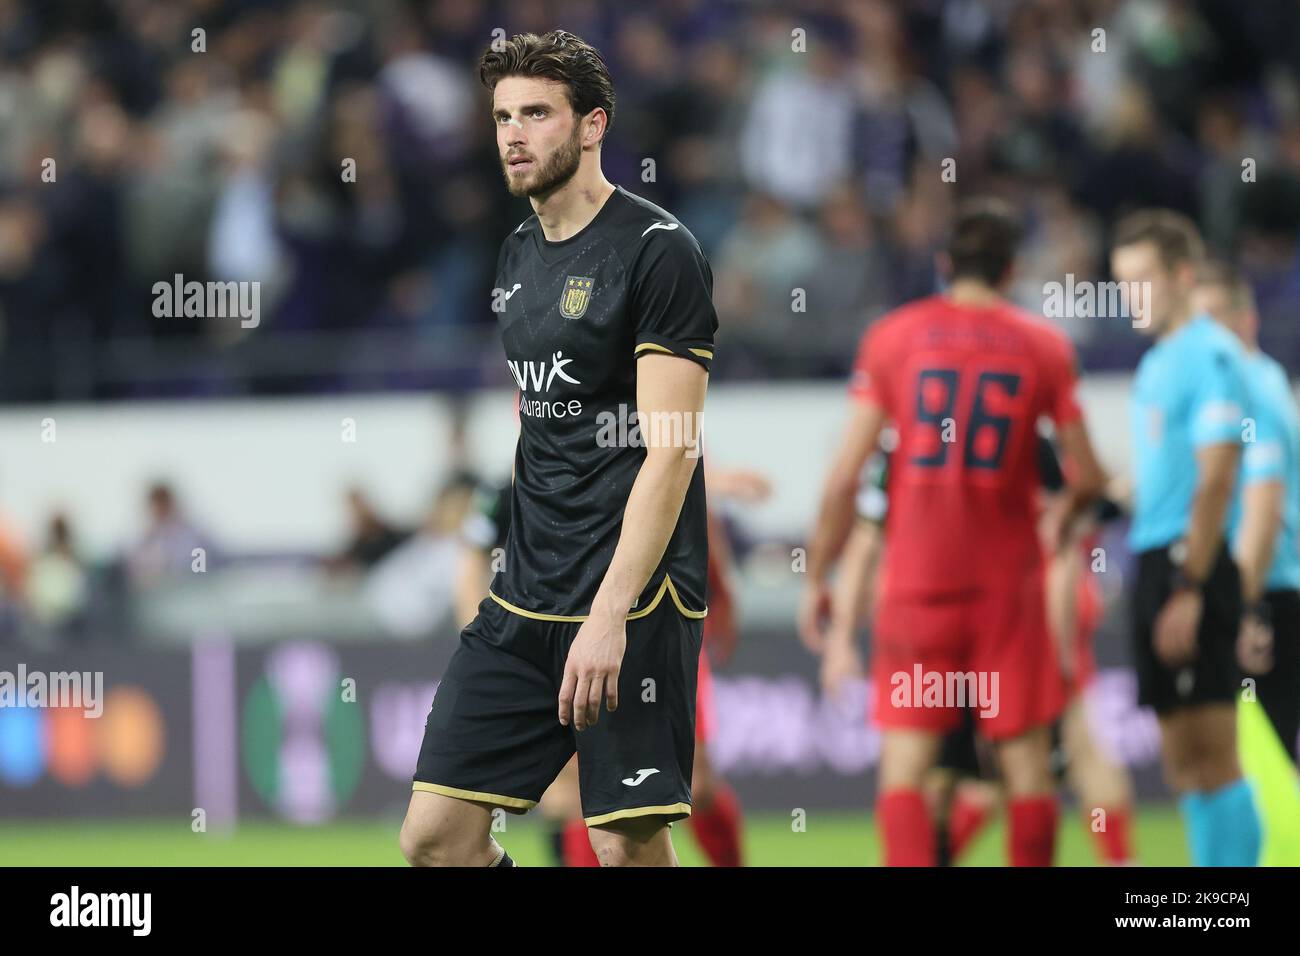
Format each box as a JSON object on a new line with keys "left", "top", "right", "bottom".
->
{"left": 871, "top": 574, "right": 1065, "bottom": 741}
{"left": 695, "top": 650, "right": 714, "bottom": 743}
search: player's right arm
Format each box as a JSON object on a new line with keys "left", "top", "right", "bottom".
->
{"left": 801, "top": 400, "right": 887, "bottom": 652}
{"left": 1038, "top": 333, "right": 1107, "bottom": 552}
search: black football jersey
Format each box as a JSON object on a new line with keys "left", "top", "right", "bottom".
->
{"left": 489, "top": 185, "right": 717, "bottom": 619}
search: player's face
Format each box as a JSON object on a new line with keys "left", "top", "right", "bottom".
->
{"left": 1111, "top": 240, "right": 1183, "bottom": 336}
{"left": 492, "top": 76, "right": 583, "bottom": 199}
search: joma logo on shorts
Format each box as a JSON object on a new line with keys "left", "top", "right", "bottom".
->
{"left": 889, "top": 666, "right": 999, "bottom": 719}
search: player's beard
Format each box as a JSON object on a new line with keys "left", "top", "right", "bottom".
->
{"left": 502, "top": 125, "right": 583, "bottom": 199}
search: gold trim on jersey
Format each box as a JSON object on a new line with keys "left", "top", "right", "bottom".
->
{"left": 634, "top": 342, "right": 673, "bottom": 356}
{"left": 412, "top": 782, "right": 537, "bottom": 809}
{"left": 634, "top": 341, "right": 714, "bottom": 362}
{"left": 487, "top": 574, "right": 707, "bottom": 623}
{"left": 584, "top": 802, "right": 692, "bottom": 827}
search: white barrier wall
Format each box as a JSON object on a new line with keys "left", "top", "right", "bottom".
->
{"left": 0, "top": 374, "right": 1141, "bottom": 558}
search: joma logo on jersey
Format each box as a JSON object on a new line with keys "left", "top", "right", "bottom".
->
{"left": 560, "top": 275, "right": 594, "bottom": 319}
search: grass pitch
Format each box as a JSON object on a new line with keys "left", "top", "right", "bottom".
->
{"left": 0, "top": 807, "right": 1188, "bottom": 866}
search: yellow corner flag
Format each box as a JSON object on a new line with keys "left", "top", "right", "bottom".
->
{"left": 1238, "top": 695, "right": 1300, "bottom": 866}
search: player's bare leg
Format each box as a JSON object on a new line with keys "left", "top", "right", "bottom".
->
{"left": 877, "top": 728, "right": 944, "bottom": 865}
{"left": 588, "top": 815, "right": 678, "bottom": 866}
{"left": 399, "top": 790, "right": 507, "bottom": 867}
{"left": 539, "top": 754, "right": 583, "bottom": 818}
{"left": 1158, "top": 703, "right": 1260, "bottom": 865}
{"left": 1157, "top": 703, "right": 1241, "bottom": 793}
{"left": 993, "top": 725, "right": 1058, "bottom": 866}
{"left": 880, "top": 728, "right": 945, "bottom": 790}
{"left": 1062, "top": 697, "right": 1137, "bottom": 863}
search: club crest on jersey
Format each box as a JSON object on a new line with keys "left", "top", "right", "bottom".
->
{"left": 560, "top": 275, "right": 594, "bottom": 319}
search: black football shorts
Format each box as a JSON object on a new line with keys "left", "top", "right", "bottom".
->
{"left": 1131, "top": 544, "right": 1241, "bottom": 713}
{"left": 413, "top": 590, "right": 702, "bottom": 827}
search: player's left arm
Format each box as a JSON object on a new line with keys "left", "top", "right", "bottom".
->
{"left": 593, "top": 354, "right": 708, "bottom": 618}
{"left": 559, "top": 222, "right": 717, "bottom": 731}
{"left": 559, "top": 356, "right": 707, "bottom": 731}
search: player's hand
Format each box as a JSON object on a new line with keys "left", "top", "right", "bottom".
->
{"left": 559, "top": 612, "right": 626, "bottom": 731}
{"left": 1236, "top": 612, "right": 1274, "bottom": 675}
{"left": 1153, "top": 589, "right": 1202, "bottom": 667}
{"left": 820, "top": 632, "right": 863, "bottom": 699}
{"left": 798, "top": 580, "right": 832, "bottom": 654}
{"left": 708, "top": 467, "right": 773, "bottom": 503}
{"left": 1037, "top": 498, "right": 1070, "bottom": 555}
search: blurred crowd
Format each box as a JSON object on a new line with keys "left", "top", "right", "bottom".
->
{"left": 0, "top": 471, "right": 482, "bottom": 646}
{"left": 1, "top": 0, "right": 1299, "bottom": 402}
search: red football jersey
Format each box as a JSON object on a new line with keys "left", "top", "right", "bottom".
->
{"left": 849, "top": 295, "right": 1082, "bottom": 597}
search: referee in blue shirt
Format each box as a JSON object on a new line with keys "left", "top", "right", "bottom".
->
{"left": 1111, "top": 210, "right": 1261, "bottom": 867}
{"left": 1194, "top": 263, "right": 1300, "bottom": 762}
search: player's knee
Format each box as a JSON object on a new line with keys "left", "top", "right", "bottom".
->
{"left": 996, "top": 731, "right": 1054, "bottom": 796}
{"left": 399, "top": 815, "right": 457, "bottom": 867}
{"left": 588, "top": 817, "right": 673, "bottom": 866}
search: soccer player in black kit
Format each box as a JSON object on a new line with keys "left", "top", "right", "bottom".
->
{"left": 400, "top": 30, "right": 717, "bottom": 867}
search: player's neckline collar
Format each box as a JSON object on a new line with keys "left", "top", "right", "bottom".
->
{"left": 536, "top": 185, "right": 621, "bottom": 250}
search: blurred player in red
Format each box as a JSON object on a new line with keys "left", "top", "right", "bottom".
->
{"left": 1042, "top": 489, "right": 1138, "bottom": 866}
{"left": 803, "top": 199, "right": 1107, "bottom": 866}
{"left": 823, "top": 437, "right": 1135, "bottom": 865}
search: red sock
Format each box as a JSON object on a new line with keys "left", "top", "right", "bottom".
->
{"left": 1089, "top": 806, "right": 1135, "bottom": 865}
{"left": 878, "top": 789, "right": 935, "bottom": 866}
{"left": 1007, "top": 796, "right": 1057, "bottom": 866}
{"left": 689, "top": 784, "right": 744, "bottom": 867}
{"left": 947, "top": 791, "right": 993, "bottom": 860}
{"left": 562, "top": 818, "right": 600, "bottom": 867}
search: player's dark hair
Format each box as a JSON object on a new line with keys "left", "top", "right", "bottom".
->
{"left": 947, "top": 199, "right": 1022, "bottom": 286}
{"left": 1196, "top": 259, "right": 1255, "bottom": 312}
{"left": 1112, "top": 208, "right": 1205, "bottom": 270}
{"left": 478, "top": 30, "right": 615, "bottom": 140}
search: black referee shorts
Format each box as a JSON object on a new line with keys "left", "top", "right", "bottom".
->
{"left": 1256, "top": 588, "right": 1300, "bottom": 760}
{"left": 413, "top": 591, "right": 702, "bottom": 827}
{"left": 1131, "top": 544, "right": 1241, "bottom": 714}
